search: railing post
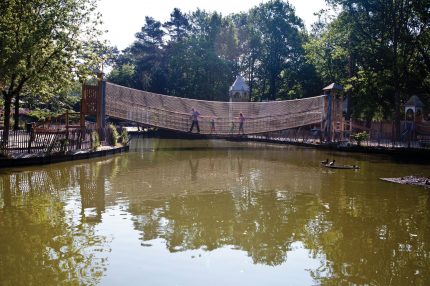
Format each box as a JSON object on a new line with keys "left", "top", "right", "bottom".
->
{"left": 27, "top": 128, "right": 35, "bottom": 154}
{"left": 65, "top": 110, "right": 69, "bottom": 141}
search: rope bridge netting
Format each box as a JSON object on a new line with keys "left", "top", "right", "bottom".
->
{"left": 105, "top": 82, "right": 326, "bottom": 135}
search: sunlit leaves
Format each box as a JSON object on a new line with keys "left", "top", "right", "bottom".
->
{"left": 0, "top": 0, "right": 107, "bottom": 134}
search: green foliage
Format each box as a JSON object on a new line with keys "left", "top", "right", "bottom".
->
{"left": 107, "top": 124, "right": 120, "bottom": 146}
{"left": 0, "top": 0, "right": 108, "bottom": 140}
{"left": 23, "top": 81, "right": 83, "bottom": 114}
{"left": 120, "top": 129, "right": 129, "bottom": 145}
{"left": 304, "top": 14, "right": 349, "bottom": 84}
{"left": 27, "top": 109, "right": 60, "bottom": 122}
{"left": 108, "top": 64, "right": 136, "bottom": 88}
{"left": 59, "top": 138, "right": 69, "bottom": 153}
{"left": 108, "top": 1, "right": 429, "bottom": 121}
{"left": 91, "top": 131, "right": 100, "bottom": 151}
{"left": 351, "top": 131, "right": 369, "bottom": 146}
{"left": 308, "top": 1, "right": 430, "bottom": 127}
{"left": 247, "top": 0, "right": 305, "bottom": 100}
{"left": 108, "top": 2, "right": 320, "bottom": 101}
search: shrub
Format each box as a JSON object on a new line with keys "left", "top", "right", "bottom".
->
{"left": 59, "top": 138, "right": 69, "bottom": 153}
{"left": 107, "top": 124, "right": 119, "bottom": 146}
{"left": 120, "top": 128, "right": 129, "bottom": 145}
{"left": 351, "top": 131, "right": 369, "bottom": 146}
{"left": 91, "top": 131, "right": 100, "bottom": 150}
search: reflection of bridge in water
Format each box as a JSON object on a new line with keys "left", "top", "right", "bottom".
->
{"left": 109, "top": 139, "right": 326, "bottom": 201}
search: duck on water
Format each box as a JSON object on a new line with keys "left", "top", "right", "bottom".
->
{"left": 320, "top": 159, "right": 359, "bottom": 170}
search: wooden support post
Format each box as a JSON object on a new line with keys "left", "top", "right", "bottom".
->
{"left": 96, "top": 72, "right": 106, "bottom": 141}
{"left": 65, "top": 110, "right": 69, "bottom": 140}
{"left": 322, "top": 83, "right": 344, "bottom": 143}
{"left": 327, "top": 92, "right": 332, "bottom": 142}
{"left": 80, "top": 83, "right": 86, "bottom": 129}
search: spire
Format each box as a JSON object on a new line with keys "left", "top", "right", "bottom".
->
{"left": 229, "top": 75, "right": 250, "bottom": 102}
{"left": 229, "top": 75, "right": 249, "bottom": 92}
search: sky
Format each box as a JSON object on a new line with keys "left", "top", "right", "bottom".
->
{"left": 98, "top": 0, "right": 328, "bottom": 50}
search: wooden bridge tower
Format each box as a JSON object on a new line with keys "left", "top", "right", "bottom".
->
{"left": 322, "top": 83, "right": 345, "bottom": 142}
{"left": 80, "top": 73, "right": 106, "bottom": 138}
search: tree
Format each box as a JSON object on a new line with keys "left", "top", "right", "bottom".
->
{"left": 130, "top": 16, "right": 166, "bottom": 92}
{"left": 109, "top": 3, "right": 322, "bottom": 102}
{"left": 248, "top": 0, "right": 305, "bottom": 100}
{"left": 163, "top": 8, "right": 191, "bottom": 42}
{"left": 0, "top": 0, "right": 105, "bottom": 143}
{"left": 325, "top": 0, "right": 430, "bottom": 137}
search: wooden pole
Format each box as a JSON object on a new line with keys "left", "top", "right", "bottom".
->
{"left": 65, "top": 110, "right": 69, "bottom": 140}
{"left": 80, "top": 83, "right": 86, "bottom": 129}
{"left": 96, "top": 72, "right": 106, "bottom": 140}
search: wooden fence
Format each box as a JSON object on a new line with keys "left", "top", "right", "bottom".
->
{"left": 0, "top": 129, "right": 93, "bottom": 156}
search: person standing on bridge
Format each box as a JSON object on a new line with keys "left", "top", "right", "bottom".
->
{"left": 238, "top": 113, "right": 245, "bottom": 135}
{"left": 210, "top": 117, "right": 216, "bottom": 134}
{"left": 189, "top": 108, "right": 200, "bottom": 133}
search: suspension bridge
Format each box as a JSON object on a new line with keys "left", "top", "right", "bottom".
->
{"left": 82, "top": 80, "right": 338, "bottom": 137}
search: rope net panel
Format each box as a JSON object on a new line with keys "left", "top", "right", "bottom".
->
{"left": 106, "top": 82, "right": 326, "bottom": 135}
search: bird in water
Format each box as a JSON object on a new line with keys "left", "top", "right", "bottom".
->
{"left": 320, "top": 158, "right": 329, "bottom": 165}
{"left": 329, "top": 160, "right": 335, "bottom": 166}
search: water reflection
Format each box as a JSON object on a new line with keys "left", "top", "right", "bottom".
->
{"left": 123, "top": 139, "right": 430, "bottom": 284}
{"left": 79, "top": 160, "right": 107, "bottom": 223}
{"left": 188, "top": 159, "right": 199, "bottom": 182}
{"left": 0, "top": 162, "right": 110, "bottom": 286}
{"left": 0, "top": 138, "right": 430, "bottom": 285}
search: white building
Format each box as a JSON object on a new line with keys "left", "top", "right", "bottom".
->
{"left": 229, "top": 75, "right": 250, "bottom": 102}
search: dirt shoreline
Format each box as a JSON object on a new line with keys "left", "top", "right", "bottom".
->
{"left": 380, "top": 176, "right": 430, "bottom": 188}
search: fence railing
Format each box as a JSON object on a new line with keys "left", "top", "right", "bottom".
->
{"left": 0, "top": 128, "right": 94, "bottom": 157}
{"left": 33, "top": 111, "right": 81, "bottom": 131}
{"left": 254, "top": 126, "right": 430, "bottom": 149}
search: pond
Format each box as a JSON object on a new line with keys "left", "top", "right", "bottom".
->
{"left": 1, "top": 138, "right": 430, "bottom": 285}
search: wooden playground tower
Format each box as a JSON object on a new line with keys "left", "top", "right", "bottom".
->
{"left": 322, "top": 83, "right": 349, "bottom": 142}
{"left": 80, "top": 72, "right": 106, "bottom": 137}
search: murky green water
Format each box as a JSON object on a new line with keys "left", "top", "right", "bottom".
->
{"left": 1, "top": 138, "right": 430, "bottom": 285}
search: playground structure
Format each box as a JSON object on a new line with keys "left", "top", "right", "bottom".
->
{"left": 79, "top": 74, "right": 430, "bottom": 148}
{"left": 81, "top": 74, "right": 347, "bottom": 141}
{"left": 1, "top": 74, "right": 430, "bottom": 157}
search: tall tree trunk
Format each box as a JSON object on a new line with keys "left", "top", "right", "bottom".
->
{"left": 392, "top": 0, "right": 403, "bottom": 140}
{"left": 2, "top": 94, "right": 13, "bottom": 147}
{"left": 346, "top": 37, "right": 354, "bottom": 120}
{"left": 13, "top": 93, "right": 20, "bottom": 130}
{"left": 248, "top": 53, "right": 256, "bottom": 101}
{"left": 269, "top": 73, "right": 276, "bottom": 101}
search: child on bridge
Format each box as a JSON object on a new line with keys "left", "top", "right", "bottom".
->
{"left": 239, "top": 113, "right": 245, "bottom": 134}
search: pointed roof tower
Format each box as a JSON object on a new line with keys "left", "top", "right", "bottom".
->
{"left": 229, "top": 75, "right": 250, "bottom": 102}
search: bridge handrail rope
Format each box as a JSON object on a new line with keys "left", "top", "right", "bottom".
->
{"left": 109, "top": 100, "right": 322, "bottom": 121}
{"left": 108, "top": 103, "right": 322, "bottom": 134}
{"left": 105, "top": 82, "right": 327, "bottom": 135}
{"left": 106, "top": 83, "right": 325, "bottom": 115}
{"left": 107, "top": 101, "right": 323, "bottom": 123}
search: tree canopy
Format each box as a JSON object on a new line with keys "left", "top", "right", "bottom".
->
{"left": 1, "top": 0, "right": 429, "bottom": 139}
{"left": 307, "top": 0, "right": 430, "bottom": 128}
{"left": 108, "top": 0, "right": 429, "bottom": 130}
{"left": 108, "top": 1, "right": 321, "bottom": 102}
{"left": 0, "top": 0, "right": 106, "bottom": 139}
